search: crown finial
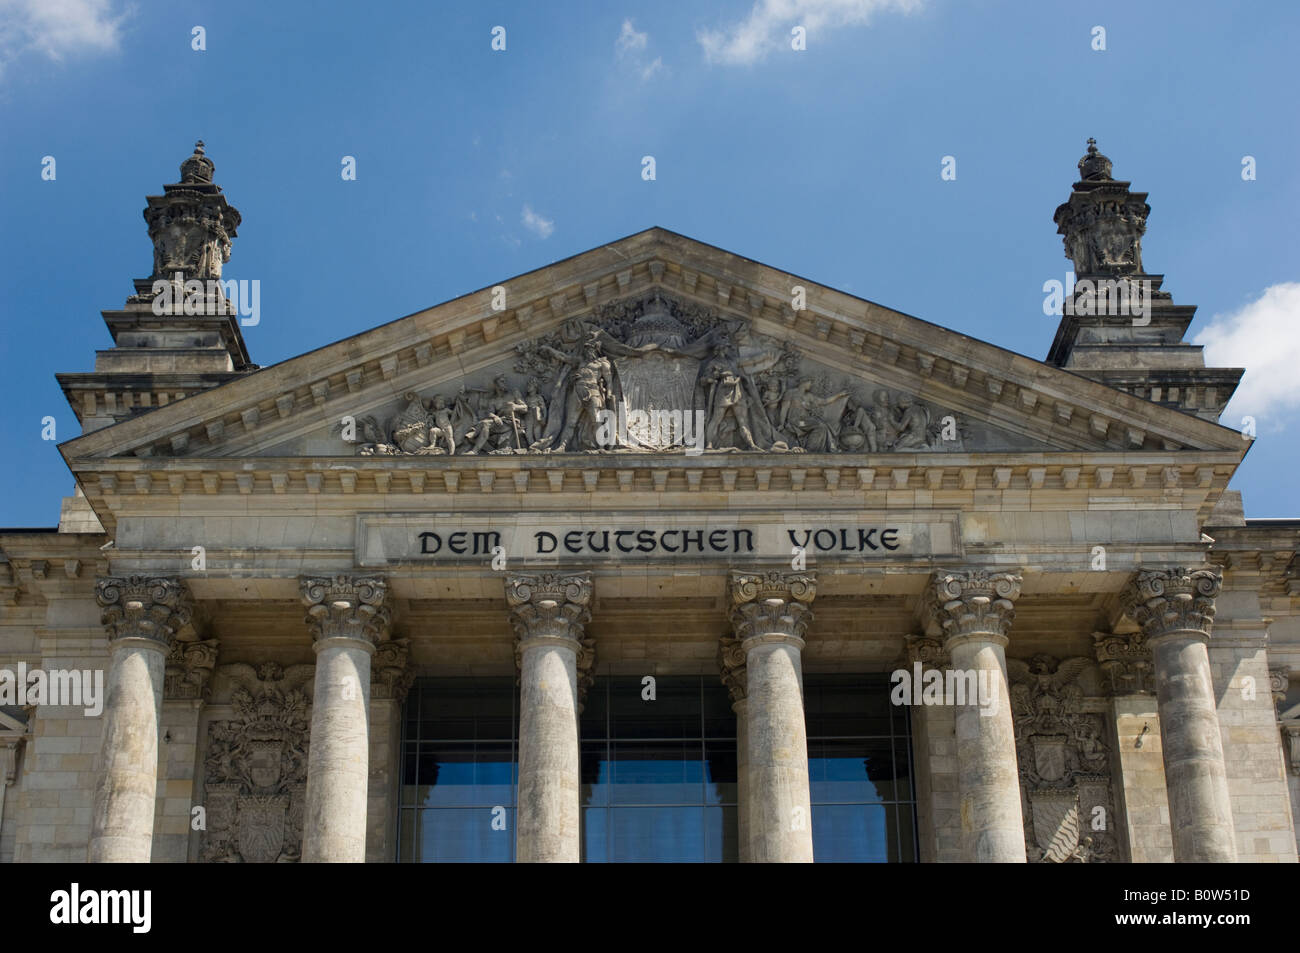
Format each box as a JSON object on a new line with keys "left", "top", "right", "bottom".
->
{"left": 179, "top": 140, "right": 215, "bottom": 185}
{"left": 1077, "top": 138, "right": 1112, "bottom": 181}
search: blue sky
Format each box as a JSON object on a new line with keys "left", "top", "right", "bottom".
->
{"left": 1, "top": 0, "right": 1297, "bottom": 525}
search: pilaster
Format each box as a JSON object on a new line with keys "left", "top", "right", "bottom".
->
{"left": 153, "top": 636, "right": 218, "bottom": 862}
{"left": 1092, "top": 631, "right": 1172, "bottom": 863}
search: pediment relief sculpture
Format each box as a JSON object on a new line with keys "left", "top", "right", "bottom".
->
{"left": 351, "top": 293, "right": 965, "bottom": 456}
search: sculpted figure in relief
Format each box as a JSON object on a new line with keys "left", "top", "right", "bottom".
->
{"left": 522, "top": 379, "right": 547, "bottom": 446}
{"left": 462, "top": 375, "right": 529, "bottom": 454}
{"left": 530, "top": 334, "right": 616, "bottom": 452}
{"left": 838, "top": 396, "right": 878, "bottom": 451}
{"left": 704, "top": 365, "right": 761, "bottom": 451}
{"left": 892, "top": 394, "right": 931, "bottom": 450}
{"left": 427, "top": 394, "right": 456, "bottom": 455}
{"left": 347, "top": 295, "right": 966, "bottom": 457}
{"left": 778, "top": 378, "right": 849, "bottom": 453}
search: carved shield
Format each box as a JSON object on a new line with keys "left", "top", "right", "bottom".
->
{"left": 1030, "top": 734, "right": 1068, "bottom": 783}
{"left": 247, "top": 739, "right": 284, "bottom": 789}
{"left": 618, "top": 352, "right": 699, "bottom": 448}
{"left": 1030, "top": 791, "right": 1080, "bottom": 863}
{"left": 205, "top": 785, "right": 239, "bottom": 833}
{"left": 236, "top": 795, "right": 288, "bottom": 863}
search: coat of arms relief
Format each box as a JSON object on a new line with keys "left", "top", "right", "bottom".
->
{"left": 198, "top": 662, "right": 313, "bottom": 863}
{"left": 1008, "top": 655, "right": 1116, "bottom": 863}
{"left": 350, "top": 293, "right": 966, "bottom": 456}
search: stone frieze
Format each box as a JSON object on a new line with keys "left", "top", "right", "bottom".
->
{"left": 351, "top": 293, "right": 965, "bottom": 456}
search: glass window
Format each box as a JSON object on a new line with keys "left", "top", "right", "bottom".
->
{"left": 805, "top": 674, "right": 918, "bottom": 862}
{"left": 581, "top": 675, "right": 738, "bottom": 863}
{"left": 398, "top": 677, "right": 517, "bottom": 863}
{"left": 397, "top": 672, "right": 916, "bottom": 863}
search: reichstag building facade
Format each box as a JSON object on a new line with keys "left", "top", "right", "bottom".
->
{"left": 1, "top": 141, "right": 1296, "bottom": 863}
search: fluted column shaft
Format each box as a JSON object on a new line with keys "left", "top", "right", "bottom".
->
{"left": 89, "top": 576, "right": 193, "bottom": 863}
{"left": 1122, "top": 568, "right": 1236, "bottom": 862}
{"left": 507, "top": 572, "right": 593, "bottom": 863}
{"left": 300, "top": 575, "right": 391, "bottom": 863}
{"left": 729, "top": 570, "right": 816, "bottom": 863}
{"left": 927, "top": 570, "right": 1026, "bottom": 863}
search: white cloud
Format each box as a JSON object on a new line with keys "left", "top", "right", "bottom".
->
{"left": 698, "top": 0, "right": 922, "bottom": 66}
{"left": 617, "top": 18, "right": 648, "bottom": 54}
{"left": 0, "top": 0, "right": 130, "bottom": 74}
{"left": 521, "top": 204, "right": 554, "bottom": 239}
{"left": 614, "top": 17, "right": 665, "bottom": 83}
{"left": 1194, "top": 282, "right": 1300, "bottom": 427}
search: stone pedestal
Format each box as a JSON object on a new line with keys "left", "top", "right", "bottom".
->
{"left": 728, "top": 570, "right": 816, "bottom": 863}
{"left": 927, "top": 570, "right": 1026, "bottom": 863}
{"left": 506, "top": 572, "right": 593, "bottom": 863}
{"left": 1122, "top": 568, "right": 1237, "bottom": 863}
{"left": 88, "top": 576, "right": 192, "bottom": 863}
{"left": 300, "top": 575, "right": 391, "bottom": 863}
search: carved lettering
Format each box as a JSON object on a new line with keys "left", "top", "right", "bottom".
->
{"left": 407, "top": 524, "right": 910, "bottom": 559}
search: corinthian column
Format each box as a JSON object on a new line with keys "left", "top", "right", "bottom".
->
{"left": 729, "top": 569, "right": 816, "bottom": 863}
{"left": 89, "top": 576, "right": 193, "bottom": 863}
{"left": 1121, "top": 567, "right": 1236, "bottom": 862}
{"left": 506, "top": 572, "right": 593, "bottom": 863}
{"left": 300, "top": 575, "right": 391, "bottom": 863}
{"left": 926, "top": 570, "right": 1025, "bottom": 863}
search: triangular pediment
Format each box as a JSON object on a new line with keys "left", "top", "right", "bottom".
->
{"left": 60, "top": 228, "right": 1247, "bottom": 469}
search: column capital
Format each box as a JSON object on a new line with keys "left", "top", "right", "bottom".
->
{"left": 164, "top": 637, "right": 220, "bottom": 700}
{"left": 371, "top": 638, "right": 415, "bottom": 700}
{"left": 1270, "top": 667, "right": 1290, "bottom": 714}
{"left": 904, "top": 634, "right": 949, "bottom": 671}
{"left": 504, "top": 572, "right": 593, "bottom": 645}
{"left": 728, "top": 569, "right": 816, "bottom": 645}
{"left": 94, "top": 575, "right": 193, "bottom": 649}
{"left": 1119, "top": 567, "right": 1221, "bottom": 644}
{"left": 300, "top": 574, "right": 392, "bottom": 645}
{"left": 1092, "top": 630, "right": 1154, "bottom": 695}
{"left": 718, "top": 634, "right": 747, "bottom": 703}
{"left": 926, "top": 570, "right": 1021, "bottom": 646}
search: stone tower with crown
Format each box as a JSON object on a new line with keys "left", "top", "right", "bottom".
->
{"left": 1046, "top": 139, "right": 1243, "bottom": 425}
{"left": 53, "top": 142, "right": 257, "bottom": 531}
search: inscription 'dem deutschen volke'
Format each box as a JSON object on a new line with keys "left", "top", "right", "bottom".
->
{"left": 416, "top": 526, "right": 902, "bottom": 557}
